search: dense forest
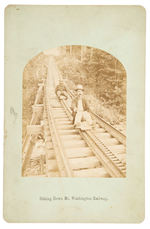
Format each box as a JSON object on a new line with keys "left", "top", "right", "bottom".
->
{"left": 56, "top": 46, "right": 126, "bottom": 133}
{"left": 22, "top": 46, "right": 126, "bottom": 140}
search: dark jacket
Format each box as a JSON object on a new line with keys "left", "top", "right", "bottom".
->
{"left": 71, "top": 96, "right": 89, "bottom": 112}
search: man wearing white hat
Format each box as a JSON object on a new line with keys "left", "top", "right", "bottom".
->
{"left": 71, "top": 84, "right": 93, "bottom": 130}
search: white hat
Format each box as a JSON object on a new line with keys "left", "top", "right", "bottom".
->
{"left": 76, "top": 84, "right": 84, "bottom": 91}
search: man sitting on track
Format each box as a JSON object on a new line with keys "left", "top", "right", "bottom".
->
{"left": 55, "top": 79, "right": 68, "bottom": 100}
{"left": 71, "top": 84, "right": 93, "bottom": 130}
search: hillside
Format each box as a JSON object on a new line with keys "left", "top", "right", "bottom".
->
{"left": 56, "top": 46, "right": 126, "bottom": 133}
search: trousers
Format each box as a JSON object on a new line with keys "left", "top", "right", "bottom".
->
{"left": 74, "top": 111, "right": 93, "bottom": 125}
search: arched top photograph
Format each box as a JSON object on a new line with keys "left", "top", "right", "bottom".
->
{"left": 22, "top": 45, "right": 126, "bottom": 178}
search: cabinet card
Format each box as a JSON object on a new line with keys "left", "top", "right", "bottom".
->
{"left": 4, "top": 5, "right": 145, "bottom": 223}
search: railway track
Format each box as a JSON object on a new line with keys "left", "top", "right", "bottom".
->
{"left": 23, "top": 57, "right": 126, "bottom": 178}
{"left": 44, "top": 59, "right": 126, "bottom": 177}
{"left": 61, "top": 98, "right": 126, "bottom": 177}
{"left": 44, "top": 75, "right": 110, "bottom": 177}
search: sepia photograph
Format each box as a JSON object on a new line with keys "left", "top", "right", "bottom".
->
{"left": 22, "top": 45, "right": 126, "bottom": 178}
{"left": 3, "top": 4, "right": 145, "bottom": 222}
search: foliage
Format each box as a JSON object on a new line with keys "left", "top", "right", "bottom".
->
{"left": 22, "top": 53, "right": 49, "bottom": 140}
{"left": 56, "top": 46, "right": 126, "bottom": 130}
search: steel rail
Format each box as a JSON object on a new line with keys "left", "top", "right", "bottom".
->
{"left": 79, "top": 130, "right": 126, "bottom": 177}
{"left": 89, "top": 111, "right": 126, "bottom": 146}
{"left": 61, "top": 98, "right": 126, "bottom": 178}
{"left": 45, "top": 80, "right": 73, "bottom": 177}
